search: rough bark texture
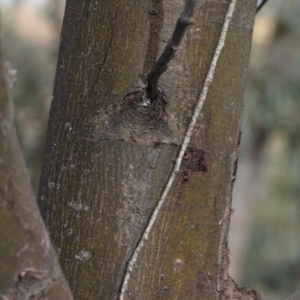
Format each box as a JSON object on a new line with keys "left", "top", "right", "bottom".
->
{"left": 0, "top": 24, "right": 73, "bottom": 300}
{"left": 38, "top": 0, "right": 258, "bottom": 299}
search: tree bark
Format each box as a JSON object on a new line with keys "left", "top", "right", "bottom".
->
{"left": 0, "top": 23, "right": 73, "bottom": 299}
{"left": 38, "top": 0, "right": 258, "bottom": 299}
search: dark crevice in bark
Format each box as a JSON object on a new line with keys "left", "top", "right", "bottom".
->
{"left": 142, "top": 0, "right": 164, "bottom": 80}
{"left": 92, "top": 1, "right": 118, "bottom": 94}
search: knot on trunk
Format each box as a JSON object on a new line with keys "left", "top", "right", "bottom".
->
{"left": 104, "top": 88, "right": 171, "bottom": 143}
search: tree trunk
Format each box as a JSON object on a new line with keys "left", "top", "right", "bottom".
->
{"left": 38, "top": 0, "right": 258, "bottom": 299}
{"left": 0, "top": 23, "right": 73, "bottom": 300}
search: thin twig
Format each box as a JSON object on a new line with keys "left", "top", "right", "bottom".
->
{"left": 146, "top": 0, "right": 195, "bottom": 101}
{"left": 256, "top": 0, "right": 269, "bottom": 13}
{"left": 119, "top": 0, "right": 237, "bottom": 298}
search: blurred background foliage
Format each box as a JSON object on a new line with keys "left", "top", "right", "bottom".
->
{"left": 1, "top": 0, "right": 300, "bottom": 299}
{"left": 2, "top": 0, "right": 64, "bottom": 194}
{"left": 230, "top": 1, "right": 300, "bottom": 300}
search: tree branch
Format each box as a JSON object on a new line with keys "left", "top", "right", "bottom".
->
{"left": 256, "top": 0, "right": 269, "bottom": 13}
{"left": 146, "top": 0, "right": 195, "bottom": 101}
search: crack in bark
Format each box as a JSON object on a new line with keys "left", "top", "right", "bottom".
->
{"left": 142, "top": 0, "right": 164, "bottom": 79}
{"left": 92, "top": 1, "right": 118, "bottom": 94}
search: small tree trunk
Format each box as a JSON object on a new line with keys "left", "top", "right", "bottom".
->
{"left": 0, "top": 24, "right": 73, "bottom": 299}
{"left": 38, "top": 0, "right": 259, "bottom": 299}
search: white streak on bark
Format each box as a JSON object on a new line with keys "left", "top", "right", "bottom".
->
{"left": 120, "top": 0, "right": 237, "bottom": 298}
{"left": 215, "top": 0, "right": 240, "bottom": 297}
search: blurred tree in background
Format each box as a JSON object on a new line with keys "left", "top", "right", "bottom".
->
{"left": 2, "top": 0, "right": 300, "bottom": 299}
{"left": 2, "top": 0, "right": 65, "bottom": 194}
{"left": 230, "top": 1, "right": 300, "bottom": 300}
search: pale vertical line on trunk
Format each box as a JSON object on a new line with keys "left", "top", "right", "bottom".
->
{"left": 216, "top": 0, "right": 240, "bottom": 297}
{"left": 119, "top": 0, "right": 237, "bottom": 298}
